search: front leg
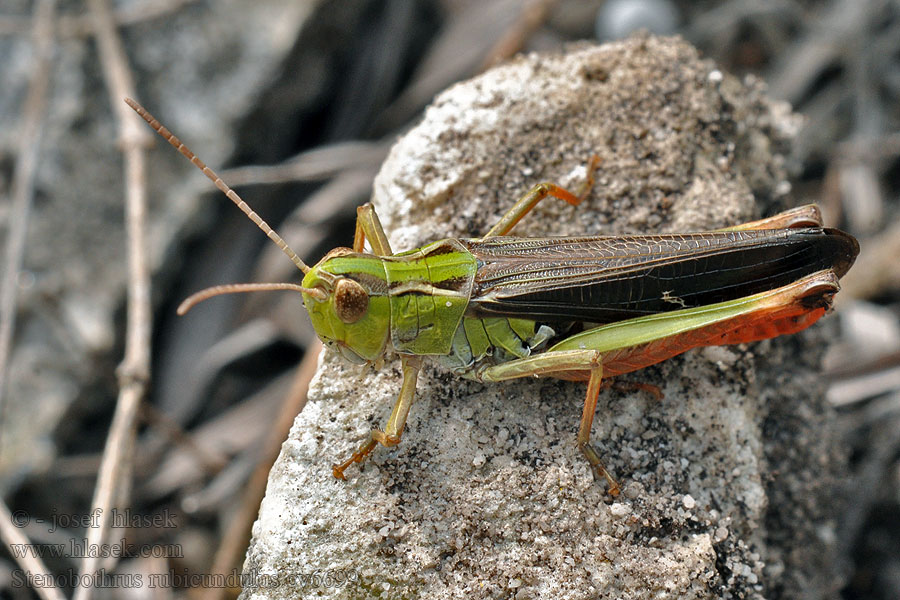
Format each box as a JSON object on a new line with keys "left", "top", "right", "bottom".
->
{"left": 353, "top": 202, "right": 394, "bottom": 255}
{"left": 332, "top": 355, "right": 423, "bottom": 479}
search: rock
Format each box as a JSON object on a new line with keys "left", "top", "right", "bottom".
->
{"left": 242, "top": 35, "right": 841, "bottom": 600}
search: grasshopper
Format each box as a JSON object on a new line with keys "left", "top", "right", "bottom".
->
{"left": 127, "top": 99, "right": 859, "bottom": 496}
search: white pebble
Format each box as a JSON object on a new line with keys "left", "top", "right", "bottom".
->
{"left": 609, "top": 502, "right": 631, "bottom": 517}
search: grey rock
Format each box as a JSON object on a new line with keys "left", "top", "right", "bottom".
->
{"left": 242, "top": 35, "right": 841, "bottom": 600}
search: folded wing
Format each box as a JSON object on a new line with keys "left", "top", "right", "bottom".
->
{"left": 464, "top": 227, "right": 858, "bottom": 323}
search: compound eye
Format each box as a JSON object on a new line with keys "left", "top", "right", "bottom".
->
{"left": 334, "top": 278, "right": 369, "bottom": 324}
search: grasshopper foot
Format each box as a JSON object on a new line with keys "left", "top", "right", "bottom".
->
{"left": 332, "top": 438, "right": 378, "bottom": 480}
{"left": 578, "top": 441, "right": 620, "bottom": 497}
{"left": 331, "top": 429, "right": 404, "bottom": 480}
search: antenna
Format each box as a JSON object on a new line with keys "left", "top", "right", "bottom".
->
{"left": 124, "top": 97, "right": 310, "bottom": 274}
{"left": 177, "top": 283, "right": 326, "bottom": 315}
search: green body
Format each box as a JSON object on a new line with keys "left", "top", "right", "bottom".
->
{"left": 301, "top": 238, "right": 559, "bottom": 377}
{"left": 299, "top": 225, "right": 856, "bottom": 379}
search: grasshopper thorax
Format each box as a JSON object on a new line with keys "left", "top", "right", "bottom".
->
{"left": 301, "top": 248, "right": 391, "bottom": 364}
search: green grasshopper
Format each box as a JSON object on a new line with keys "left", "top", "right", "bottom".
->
{"left": 127, "top": 99, "right": 859, "bottom": 496}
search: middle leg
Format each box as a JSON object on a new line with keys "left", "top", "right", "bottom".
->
{"left": 482, "top": 155, "right": 600, "bottom": 238}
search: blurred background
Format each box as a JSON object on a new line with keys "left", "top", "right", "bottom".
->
{"left": 0, "top": 0, "right": 898, "bottom": 598}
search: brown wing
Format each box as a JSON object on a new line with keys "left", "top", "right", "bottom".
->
{"left": 463, "top": 227, "right": 857, "bottom": 323}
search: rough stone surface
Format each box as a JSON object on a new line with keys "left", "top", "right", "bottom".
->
{"left": 241, "top": 36, "right": 841, "bottom": 600}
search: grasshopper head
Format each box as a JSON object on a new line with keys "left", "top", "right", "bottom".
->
{"left": 127, "top": 98, "right": 392, "bottom": 366}
{"left": 301, "top": 248, "right": 391, "bottom": 364}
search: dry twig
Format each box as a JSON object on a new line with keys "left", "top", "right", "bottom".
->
{"left": 0, "top": 0, "right": 200, "bottom": 37}
{"left": 202, "top": 340, "right": 322, "bottom": 600}
{"left": 0, "top": 500, "right": 66, "bottom": 600}
{"left": 139, "top": 403, "right": 230, "bottom": 474}
{"left": 0, "top": 0, "right": 56, "bottom": 449}
{"left": 74, "top": 0, "right": 152, "bottom": 598}
{"left": 479, "top": 0, "right": 561, "bottom": 71}
{"left": 219, "top": 140, "right": 388, "bottom": 187}
{"left": 0, "top": 7, "right": 60, "bottom": 600}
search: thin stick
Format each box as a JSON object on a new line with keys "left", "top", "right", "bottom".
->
{"left": 0, "top": 0, "right": 200, "bottom": 37}
{"left": 0, "top": 500, "right": 67, "bottom": 600}
{"left": 201, "top": 339, "right": 322, "bottom": 600}
{"left": 75, "top": 0, "right": 152, "bottom": 598}
{"left": 0, "top": 0, "right": 56, "bottom": 450}
{"left": 139, "top": 403, "right": 230, "bottom": 473}
{"left": 219, "top": 140, "right": 388, "bottom": 186}
{"left": 479, "top": 0, "right": 560, "bottom": 71}
{"left": 0, "top": 6, "right": 60, "bottom": 598}
{"left": 0, "top": 13, "right": 61, "bottom": 599}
